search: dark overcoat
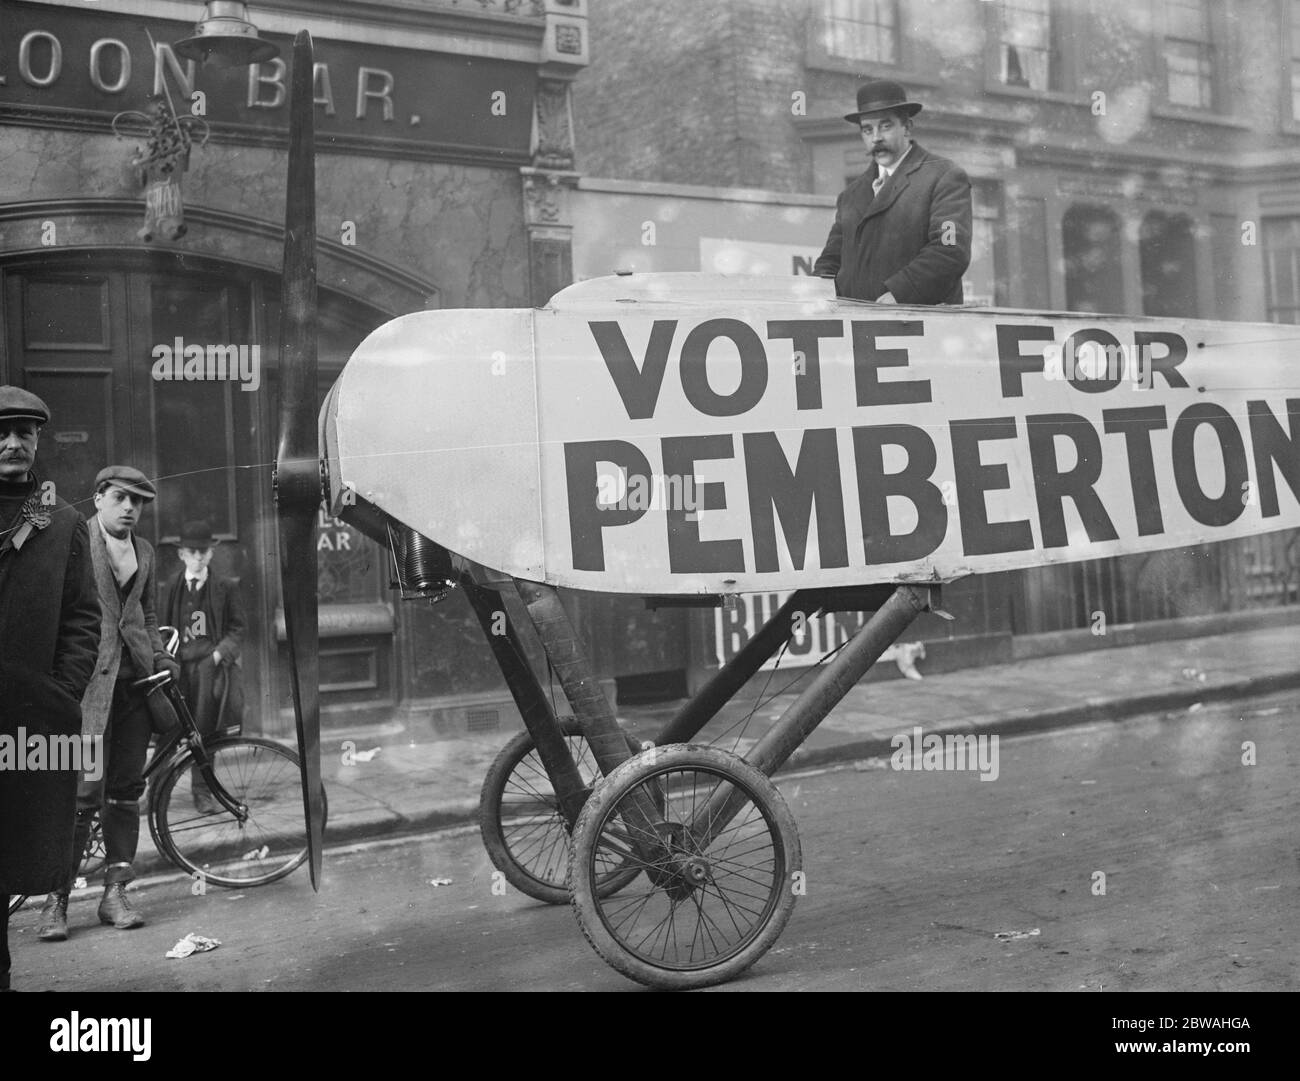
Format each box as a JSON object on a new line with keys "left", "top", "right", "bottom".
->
{"left": 80, "top": 519, "right": 167, "bottom": 739}
{"left": 160, "top": 568, "right": 247, "bottom": 727}
{"left": 0, "top": 499, "right": 100, "bottom": 895}
{"left": 813, "top": 141, "right": 973, "bottom": 305}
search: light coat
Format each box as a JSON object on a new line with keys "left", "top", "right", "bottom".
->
{"left": 79, "top": 518, "right": 166, "bottom": 739}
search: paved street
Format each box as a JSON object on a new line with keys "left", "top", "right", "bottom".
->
{"left": 10, "top": 690, "right": 1297, "bottom": 992}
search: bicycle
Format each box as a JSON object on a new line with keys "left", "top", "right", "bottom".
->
{"left": 8, "top": 626, "right": 324, "bottom": 915}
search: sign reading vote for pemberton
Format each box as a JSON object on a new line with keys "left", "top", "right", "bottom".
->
{"left": 326, "top": 275, "right": 1300, "bottom": 596}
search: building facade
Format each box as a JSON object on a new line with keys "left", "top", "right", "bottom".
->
{"left": 571, "top": 0, "right": 1300, "bottom": 683}
{"left": 0, "top": 0, "right": 590, "bottom": 736}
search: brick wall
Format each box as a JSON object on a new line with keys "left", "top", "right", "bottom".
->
{"left": 573, "top": 0, "right": 817, "bottom": 192}
{"left": 575, "top": 0, "right": 1295, "bottom": 191}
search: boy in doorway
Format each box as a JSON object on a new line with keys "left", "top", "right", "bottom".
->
{"left": 160, "top": 521, "right": 247, "bottom": 812}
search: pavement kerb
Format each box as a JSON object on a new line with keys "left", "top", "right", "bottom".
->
{"left": 777, "top": 668, "right": 1300, "bottom": 774}
{"left": 55, "top": 664, "right": 1300, "bottom": 889}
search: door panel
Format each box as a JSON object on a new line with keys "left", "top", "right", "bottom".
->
{"left": 6, "top": 270, "right": 132, "bottom": 516}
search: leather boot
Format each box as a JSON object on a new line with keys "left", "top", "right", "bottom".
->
{"left": 98, "top": 883, "right": 145, "bottom": 929}
{"left": 37, "top": 892, "right": 70, "bottom": 941}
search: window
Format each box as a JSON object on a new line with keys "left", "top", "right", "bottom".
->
{"left": 1163, "top": 0, "right": 1214, "bottom": 109}
{"left": 1262, "top": 217, "right": 1300, "bottom": 323}
{"left": 821, "top": 0, "right": 899, "bottom": 65}
{"left": 1290, "top": 0, "right": 1300, "bottom": 121}
{"left": 151, "top": 278, "right": 239, "bottom": 538}
{"left": 997, "top": 0, "right": 1055, "bottom": 92}
{"left": 965, "top": 180, "right": 1002, "bottom": 306}
{"left": 1139, "top": 211, "right": 1198, "bottom": 317}
{"left": 1063, "top": 205, "right": 1124, "bottom": 314}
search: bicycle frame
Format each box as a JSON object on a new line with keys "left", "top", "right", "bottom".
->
{"left": 134, "top": 628, "right": 250, "bottom": 825}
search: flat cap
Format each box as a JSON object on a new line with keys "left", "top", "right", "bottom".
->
{"left": 95, "top": 465, "right": 157, "bottom": 501}
{"left": 0, "top": 385, "right": 50, "bottom": 425}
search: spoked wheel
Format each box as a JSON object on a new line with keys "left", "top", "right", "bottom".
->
{"left": 480, "top": 720, "right": 645, "bottom": 904}
{"left": 568, "top": 743, "right": 801, "bottom": 990}
{"left": 79, "top": 810, "right": 106, "bottom": 880}
{"left": 150, "top": 737, "right": 327, "bottom": 889}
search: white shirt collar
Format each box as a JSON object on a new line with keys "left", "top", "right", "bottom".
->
{"left": 187, "top": 567, "right": 209, "bottom": 588}
{"left": 96, "top": 515, "right": 138, "bottom": 587}
{"left": 96, "top": 514, "right": 133, "bottom": 549}
{"left": 878, "top": 142, "right": 913, "bottom": 179}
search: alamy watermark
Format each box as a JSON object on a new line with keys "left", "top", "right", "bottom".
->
{"left": 49, "top": 1012, "right": 151, "bottom": 1061}
{"left": 596, "top": 469, "right": 702, "bottom": 519}
{"left": 151, "top": 337, "right": 262, "bottom": 392}
{"left": 0, "top": 730, "right": 102, "bottom": 780}
{"left": 890, "top": 725, "right": 999, "bottom": 782}
{"left": 1042, "top": 339, "right": 1166, "bottom": 389}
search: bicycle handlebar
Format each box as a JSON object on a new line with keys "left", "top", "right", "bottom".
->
{"left": 129, "top": 625, "right": 181, "bottom": 693}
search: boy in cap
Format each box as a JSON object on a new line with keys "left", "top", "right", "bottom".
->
{"left": 0, "top": 387, "right": 100, "bottom": 988}
{"left": 36, "top": 465, "right": 179, "bottom": 939}
{"left": 160, "top": 520, "right": 246, "bottom": 811}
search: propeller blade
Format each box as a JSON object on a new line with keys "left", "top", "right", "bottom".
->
{"left": 274, "top": 29, "right": 324, "bottom": 889}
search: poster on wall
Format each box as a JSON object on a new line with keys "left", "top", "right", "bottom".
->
{"left": 699, "top": 237, "right": 823, "bottom": 277}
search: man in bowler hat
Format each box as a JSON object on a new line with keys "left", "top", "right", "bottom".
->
{"left": 37, "top": 465, "right": 180, "bottom": 939}
{"left": 814, "top": 79, "right": 972, "bottom": 305}
{"left": 0, "top": 387, "right": 100, "bottom": 990}
{"left": 160, "top": 520, "right": 247, "bottom": 811}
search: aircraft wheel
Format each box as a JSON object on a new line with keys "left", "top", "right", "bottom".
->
{"left": 479, "top": 720, "right": 644, "bottom": 904}
{"left": 568, "top": 743, "right": 801, "bottom": 990}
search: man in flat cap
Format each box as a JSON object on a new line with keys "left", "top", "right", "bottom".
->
{"left": 814, "top": 79, "right": 972, "bottom": 305}
{"left": 35, "top": 465, "right": 179, "bottom": 939}
{"left": 0, "top": 388, "right": 100, "bottom": 990}
{"left": 160, "top": 520, "right": 246, "bottom": 811}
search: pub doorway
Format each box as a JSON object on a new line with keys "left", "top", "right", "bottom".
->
{"left": 1, "top": 251, "right": 394, "bottom": 736}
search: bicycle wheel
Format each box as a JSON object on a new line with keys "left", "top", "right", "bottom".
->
{"left": 150, "top": 737, "right": 326, "bottom": 889}
{"left": 568, "top": 743, "right": 801, "bottom": 990}
{"left": 479, "top": 720, "right": 645, "bottom": 905}
{"left": 79, "top": 810, "right": 106, "bottom": 880}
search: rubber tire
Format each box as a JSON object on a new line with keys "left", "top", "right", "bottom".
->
{"left": 567, "top": 743, "right": 801, "bottom": 991}
{"left": 150, "top": 736, "right": 327, "bottom": 889}
{"left": 479, "top": 719, "right": 645, "bottom": 904}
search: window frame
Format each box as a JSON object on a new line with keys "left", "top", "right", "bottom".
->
{"left": 1282, "top": 0, "right": 1300, "bottom": 133}
{"left": 981, "top": 0, "right": 1089, "bottom": 106}
{"left": 1150, "top": 0, "right": 1242, "bottom": 123}
{"left": 1261, "top": 215, "right": 1300, "bottom": 324}
{"left": 820, "top": 0, "right": 901, "bottom": 67}
{"left": 805, "top": 0, "right": 937, "bottom": 87}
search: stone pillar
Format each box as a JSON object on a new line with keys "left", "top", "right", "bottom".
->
{"left": 523, "top": 74, "right": 581, "bottom": 306}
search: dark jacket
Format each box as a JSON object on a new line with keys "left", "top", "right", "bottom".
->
{"left": 0, "top": 498, "right": 101, "bottom": 895}
{"left": 813, "top": 141, "right": 972, "bottom": 305}
{"left": 80, "top": 518, "right": 167, "bottom": 739}
{"left": 160, "top": 568, "right": 246, "bottom": 665}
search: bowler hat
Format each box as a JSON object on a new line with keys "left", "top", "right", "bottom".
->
{"left": 0, "top": 385, "right": 50, "bottom": 425}
{"left": 177, "top": 520, "right": 217, "bottom": 549}
{"left": 94, "top": 465, "right": 157, "bottom": 501}
{"left": 843, "top": 78, "right": 923, "bottom": 123}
